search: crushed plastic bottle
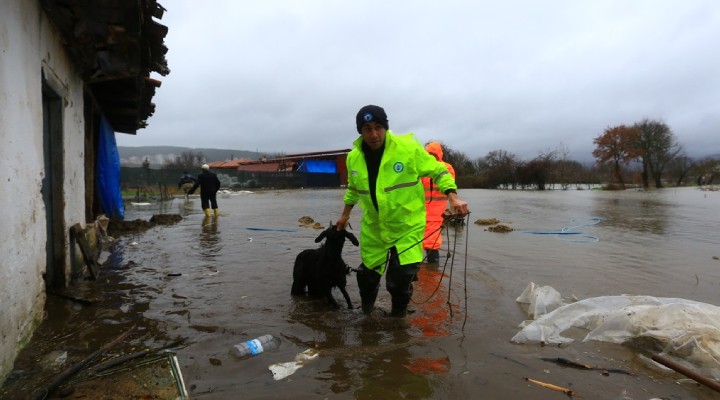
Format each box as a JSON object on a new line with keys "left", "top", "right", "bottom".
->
{"left": 234, "top": 334, "right": 280, "bottom": 358}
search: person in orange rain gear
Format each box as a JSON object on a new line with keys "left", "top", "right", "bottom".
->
{"left": 422, "top": 142, "right": 456, "bottom": 264}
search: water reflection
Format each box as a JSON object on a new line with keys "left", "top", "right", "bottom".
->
{"left": 177, "top": 198, "right": 196, "bottom": 216}
{"left": 406, "top": 263, "right": 452, "bottom": 380}
{"left": 199, "top": 216, "right": 222, "bottom": 256}
{"left": 593, "top": 194, "right": 668, "bottom": 234}
{"left": 64, "top": 188, "right": 720, "bottom": 399}
{"left": 411, "top": 264, "right": 452, "bottom": 338}
{"left": 154, "top": 198, "right": 177, "bottom": 215}
{"left": 286, "top": 296, "right": 440, "bottom": 397}
{"left": 354, "top": 328, "right": 432, "bottom": 399}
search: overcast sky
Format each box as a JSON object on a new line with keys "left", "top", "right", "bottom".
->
{"left": 116, "top": 0, "right": 719, "bottom": 162}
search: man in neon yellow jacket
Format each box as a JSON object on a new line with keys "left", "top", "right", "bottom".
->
{"left": 336, "top": 105, "right": 469, "bottom": 318}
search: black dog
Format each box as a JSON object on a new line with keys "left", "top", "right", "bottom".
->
{"left": 291, "top": 224, "right": 359, "bottom": 309}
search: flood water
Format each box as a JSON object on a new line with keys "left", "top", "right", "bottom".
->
{"left": 5, "top": 187, "right": 720, "bottom": 399}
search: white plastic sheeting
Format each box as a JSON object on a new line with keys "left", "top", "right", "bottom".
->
{"left": 268, "top": 349, "right": 320, "bottom": 380}
{"left": 515, "top": 281, "right": 564, "bottom": 319}
{"left": 512, "top": 283, "right": 720, "bottom": 379}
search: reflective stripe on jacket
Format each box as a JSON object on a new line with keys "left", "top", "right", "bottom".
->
{"left": 423, "top": 164, "right": 456, "bottom": 222}
{"left": 344, "top": 131, "right": 457, "bottom": 273}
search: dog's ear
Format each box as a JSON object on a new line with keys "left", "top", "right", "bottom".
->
{"left": 344, "top": 230, "right": 359, "bottom": 246}
{"left": 315, "top": 227, "right": 330, "bottom": 243}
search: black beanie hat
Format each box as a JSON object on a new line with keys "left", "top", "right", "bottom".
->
{"left": 356, "top": 105, "right": 389, "bottom": 133}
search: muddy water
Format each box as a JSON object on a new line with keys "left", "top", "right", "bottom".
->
{"left": 5, "top": 187, "right": 720, "bottom": 399}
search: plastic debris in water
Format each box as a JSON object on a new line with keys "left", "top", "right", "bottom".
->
{"left": 234, "top": 335, "right": 280, "bottom": 358}
{"left": 269, "top": 349, "right": 320, "bottom": 380}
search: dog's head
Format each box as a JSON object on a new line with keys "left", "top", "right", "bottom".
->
{"left": 314, "top": 222, "right": 359, "bottom": 247}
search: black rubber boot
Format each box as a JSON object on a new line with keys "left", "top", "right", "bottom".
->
{"left": 390, "top": 306, "right": 407, "bottom": 318}
{"left": 426, "top": 249, "right": 440, "bottom": 264}
{"left": 356, "top": 265, "right": 381, "bottom": 314}
{"left": 386, "top": 250, "right": 419, "bottom": 319}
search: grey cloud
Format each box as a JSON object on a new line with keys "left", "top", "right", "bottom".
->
{"left": 118, "top": 0, "right": 720, "bottom": 161}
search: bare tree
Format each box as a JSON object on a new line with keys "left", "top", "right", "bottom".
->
{"left": 484, "top": 149, "right": 519, "bottom": 189}
{"left": 517, "top": 158, "right": 550, "bottom": 190}
{"left": 537, "top": 149, "right": 557, "bottom": 189}
{"left": 633, "top": 119, "right": 681, "bottom": 188}
{"left": 555, "top": 143, "right": 572, "bottom": 190}
{"left": 694, "top": 157, "right": 720, "bottom": 185}
{"left": 163, "top": 151, "right": 206, "bottom": 170}
{"left": 666, "top": 152, "right": 693, "bottom": 187}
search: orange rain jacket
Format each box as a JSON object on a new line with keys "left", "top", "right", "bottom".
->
{"left": 422, "top": 142, "right": 456, "bottom": 251}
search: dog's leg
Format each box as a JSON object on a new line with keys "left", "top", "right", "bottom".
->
{"left": 339, "top": 285, "right": 353, "bottom": 309}
{"left": 291, "top": 280, "right": 306, "bottom": 296}
{"left": 326, "top": 291, "right": 341, "bottom": 309}
{"left": 291, "top": 260, "right": 308, "bottom": 296}
{"left": 292, "top": 252, "right": 313, "bottom": 296}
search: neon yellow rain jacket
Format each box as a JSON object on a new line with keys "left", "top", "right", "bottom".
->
{"left": 344, "top": 131, "right": 457, "bottom": 274}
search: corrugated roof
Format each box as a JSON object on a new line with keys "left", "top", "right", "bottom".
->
{"left": 236, "top": 163, "right": 283, "bottom": 172}
{"left": 207, "top": 150, "right": 349, "bottom": 173}
{"left": 208, "top": 159, "right": 253, "bottom": 169}
{"left": 268, "top": 149, "right": 351, "bottom": 162}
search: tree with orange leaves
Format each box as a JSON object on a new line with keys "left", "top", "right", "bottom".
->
{"left": 592, "top": 125, "right": 642, "bottom": 189}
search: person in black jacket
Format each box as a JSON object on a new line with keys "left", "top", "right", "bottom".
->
{"left": 188, "top": 164, "right": 221, "bottom": 217}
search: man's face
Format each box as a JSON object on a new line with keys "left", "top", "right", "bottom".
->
{"left": 360, "top": 121, "right": 386, "bottom": 150}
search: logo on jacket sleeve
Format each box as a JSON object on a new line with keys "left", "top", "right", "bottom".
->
{"left": 393, "top": 162, "right": 404, "bottom": 173}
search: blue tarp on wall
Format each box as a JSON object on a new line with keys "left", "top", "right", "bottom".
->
{"left": 97, "top": 116, "right": 125, "bottom": 219}
{"left": 298, "top": 160, "right": 337, "bottom": 173}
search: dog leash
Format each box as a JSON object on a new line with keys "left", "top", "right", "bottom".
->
{"left": 349, "top": 212, "right": 470, "bottom": 273}
{"left": 391, "top": 211, "right": 468, "bottom": 264}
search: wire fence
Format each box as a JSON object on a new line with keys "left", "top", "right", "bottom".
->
{"left": 120, "top": 167, "right": 341, "bottom": 195}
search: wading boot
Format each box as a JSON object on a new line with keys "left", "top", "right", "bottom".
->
{"left": 357, "top": 266, "right": 381, "bottom": 315}
{"left": 361, "top": 303, "right": 375, "bottom": 315}
{"left": 203, "top": 208, "right": 211, "bottom": 217}
{"left": 426, "top": 250, "right": 440, "bottom": 264}
{"left": 214, "top": 208, "right": 220, "bottom": 217}
{"left": 390, "top": 306, "right": 407, "bottom": 318}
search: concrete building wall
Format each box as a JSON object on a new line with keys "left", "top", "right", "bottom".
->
{"left": 0, "top": 0, "right": 87, "bottom": 383}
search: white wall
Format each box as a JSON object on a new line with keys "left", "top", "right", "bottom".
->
{"left": 0, "top": 0, "right": 87, "bottom": 384}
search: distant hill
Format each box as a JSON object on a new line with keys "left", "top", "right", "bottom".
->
{"left": 119, "top": 146, "right": 263, "bottom": 168}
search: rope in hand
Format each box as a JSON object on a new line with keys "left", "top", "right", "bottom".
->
{"left": 440, "top": 212, "right": 471, "bottom": 332}
{"left": 409, "top": 211, "right": 471, "bottom": 332}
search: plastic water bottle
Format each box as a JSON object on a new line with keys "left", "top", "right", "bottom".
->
{"left": 234, "top": 334, "right": 280, "bottom": 358}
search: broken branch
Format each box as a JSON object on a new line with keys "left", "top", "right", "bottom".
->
{"left": 651, "top": 354, "right": 720, "bottom": 393}
{"left": 524, "top": 377, "right": 575, "bottom": 397}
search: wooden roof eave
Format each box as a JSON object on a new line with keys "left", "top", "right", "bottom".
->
{"left": 39, "top": 0, "right": 169, "bottom": 134}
